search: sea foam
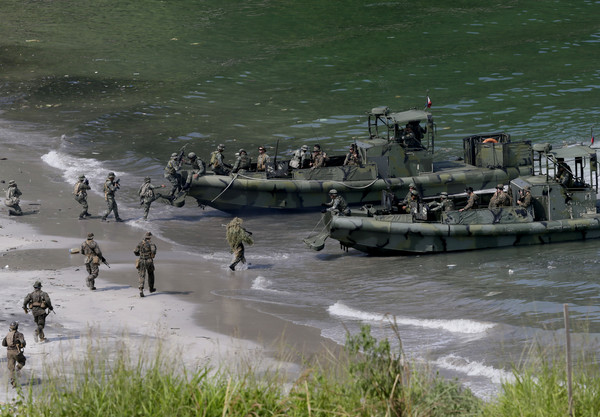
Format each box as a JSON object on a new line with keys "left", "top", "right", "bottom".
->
{"left": 41, "top": 150, "right": 121, "bottom": 196}
{"left": 327, "top": 301, "right": 494, "bottom": 334}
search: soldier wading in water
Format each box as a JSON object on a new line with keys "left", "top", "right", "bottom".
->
{"left": 134, "top": 231, "right": 157, "bottom": 297}
{"left": 226, "top": 217, "right": 253, "bottom": 271}
{"left": 22, "top": 281, "right": 54, "bottom": 342}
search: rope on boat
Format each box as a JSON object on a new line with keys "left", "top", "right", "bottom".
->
{"left": 210, "top": 173, "right": 239, "bottom": 203}
{"left": 233, "top": 173, "right": 380, "bottom": 190}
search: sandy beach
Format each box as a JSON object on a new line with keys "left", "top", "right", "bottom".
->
{"left": 0, "top": 134, "right": 324, "bottom": 402}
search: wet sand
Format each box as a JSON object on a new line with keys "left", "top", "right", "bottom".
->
{"left": 0, "top": 138, "right": 332, "bottom": 402}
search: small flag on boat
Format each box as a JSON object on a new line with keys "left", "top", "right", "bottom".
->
{"left": 591, "top": 128, "right": 595, "bottom": 145}
{"left": 426, "top": 96, "right": 432, "bottom": 108}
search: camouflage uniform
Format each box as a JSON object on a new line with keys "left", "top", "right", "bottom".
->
{"left": 4, "top": 180, "right": 22, "bottom": 216}
{"left": 290, "top": 145, "right": 310, "bottom": 169}
{"left": 556, "top": 163, "right": 573, "bottom": 187}
{"left": 310, "top": 145, "right": 328, "bottom": 169}
{"left": 2, "top": 322, "right": 26, "bottom": 387}
{"left": 101, "top": 173, "right": 122, "bottom": 222}
{"left": 182, "top": 152, "right": 206, "bottom": 189}
{"left": 138, "top": 177, "right": 163, "bottom": 220}
{"left": 232, "top": 150, "right": 252, "bottom": 173}
{"left": 210, "top": 144, "right": 231, "bottom": 175}
{"left": 81, "top": 233, "right": 103, "bottom": 290}
{"left": 343, "top": 146, "right": 362, "bottom": 166}
{"left": 488, "top": 185, "right": 511, "bottom": 208}
{"left": 323, "top": 190, "right": 350, "bottom": 216}
{"left": 164, "top": 153, "right": 182, "bottom": 199}
{"left": 256, "top": 147, "right": 270, "bottom": 172}
{"left": 460, "top": 189, "right": 479, "bottom": 211}
{"left": 22, "top": 281, "right": 53, "bottom": 342}
{"left": 429, "top": 192, "right": 455, "bottom": 212}
{"left": 226, "top": 217, "right": 253, "bottom": 271}
{"left": 74, "top": 175, "right": 91, "bottom": 219}
{"left": 399, "top": 183, "right": 420, "bottom": 211}
{"left": 134, "top": 232, "right": 157, "bottom": 297}
{"left": 517, "top": 187, "right": 533, "bottom": 210}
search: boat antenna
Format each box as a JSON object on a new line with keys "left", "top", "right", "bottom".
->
{"left": 273, "top": 138, "right": 280, "bottom": 167}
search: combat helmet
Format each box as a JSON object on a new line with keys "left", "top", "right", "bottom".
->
{"left": 329, "top": 189, "right": 338, "bottom": 195}
{"left": 144, "top": 176, "right": 151, "bottom": 182}
{"left": 87, "top": 232, "right": 94, "bottom": 239}
{"left": 301, "top": 145, "right": 309, "bottom": 151}
{"left": 108, "top": 172, "right": 115, "bottom": 178}
{"left": 409, "top": 182, "right": 416, "bottom": 188}
{"left": 33, "top": 281, "right": 42, "bottom": 289}
{"left": 238, "top": 149, "right": 247, "bottom": 155}
{"left": 217, "top": 144, "right": 225, "bottom": 151}
{"left": 9, "top": 321, "right": 18, "bottom": 330}
{"left": 8, "top": 180, "right": 16, "bottom": 186}
{"left": 440, "top": 192, "right": 448, "bottom": 198}
{"left": 187, "top": 152, "right": 196, "bottom": 159}
{"left": 78, "top": 175, "right": 86, "bottom": 180}
{"left": 144, "top": 231, "right": 152, "bottom": 239}
{"left": 171, "top": 153, "right": 178, "bottom": 158}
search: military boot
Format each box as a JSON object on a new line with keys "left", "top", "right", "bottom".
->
{"left": 101, "top": 216, "right": 107, "bottom": 222}
{"left": 34, "top": 331, "right": 39, "bottom": 343}
{"left": 115, "top": 218, "right": 124, "bottom": 222}
{"left": 139, "top": 290, "right": 144, "bottom": 298}
{"left": 149, "top": 287, "right": 156, "bottom": 293}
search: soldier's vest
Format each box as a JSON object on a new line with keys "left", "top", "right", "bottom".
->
{"left": 28, "top": 290, "right": 47, "bottom": 309}
{"left": 210, "top": 151, "right": 220, "bottom": 168}
{"left": 5, "top": 331, "right": 17, "bottom": 349}
{"left": 138, "top": 241, "right": 155, "bottom": 260}
{"left": 238, "top": 156, "right": 251, "bottom": 170}
{"left": 140, "top": 183, "right": 153, "bottom": 199}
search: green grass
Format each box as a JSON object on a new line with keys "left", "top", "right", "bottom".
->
{"left": 5, "top": 325, "right": 600, "bottom": 416}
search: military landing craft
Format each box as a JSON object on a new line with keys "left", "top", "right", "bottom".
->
{"left": 307, "top": 143, "right": 600, "bottom": 255}
{"left": 176, "top": 106, "right": 533, "bottom": 213}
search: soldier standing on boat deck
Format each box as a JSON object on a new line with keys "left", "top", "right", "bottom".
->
{"left": 22, "top": 281, "right": 53, "bottom": 342}
{"left": 138, "top": 177, "right": 165, "bottom": 220}
{"left": 459, "top": 187, "right": 479, "bottom": 212}
{"left": 488, "top": 184, "right": 511, "bottom": 208}
{"left": 81, "top": 232, "right": 104, "bottom": 290}
{"left": 2, "top": 321, "right": 26, "bottom": 387}
{"left": 134, "top": 232, "right": 157, "bottom": 298}
{"left": 164, "top": 153, "right": 183, "bottom": 199}
{"left": 310, "top": 144, "right": 328, "bottom": 169}
{"left": 74, "top": 174, "right": 92, "bottom": 220}
{"left": 210, "top": 144, "right": 232, "bottom": 175}
{"left": 399, "top": 183, "right": 420, "bottom": 212}
{"left": 101, "top": 172, "right": 122, "bottom": 222}
{"left": 4, "top": 180, "right": 23, "bottom": 216}
{"left": 517, "top": 186, "right": 533, "bottom": 209}
{"left": 290, "top": 144, "right": 311, "bottom": 169}
{"left": 256, "top": 146, "right": 271, "bottom": 172}
{"left": 343, "top": 143, "right": 362, "bottom": 166}
{"left": 231, "top": 149, "right": 252, "bottom": 173}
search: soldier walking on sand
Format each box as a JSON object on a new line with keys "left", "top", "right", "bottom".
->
{"left": 81, "top": 232, "right": 104, "bottom": 290}
{"left": 4, "top": 180, "right": 23, "bottom": 216}
{"left": 226, "top": 217, "right": 253, "bottom": 271}
{"left": 101, "top": 172, "right": 122, "bottom": 222}
{"left": 134, "top": 232, "right": 157, "bottom": 298}
{"left": 74, "top": 174, "right": 92, "bottom": 220}
{"left": 22, "top": 281, "right": 53, "bottom": 342}
{"left": 2, "top": 321, "right": 26, "bottom": 387}
{"left": 138, "top": 177, "right": 165, "bottom": 220}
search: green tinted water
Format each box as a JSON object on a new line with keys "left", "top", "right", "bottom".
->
{"left": 2, "top": 0, "right": 599, "bottom": 157}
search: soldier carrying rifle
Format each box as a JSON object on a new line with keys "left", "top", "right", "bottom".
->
{"left": 22, "top": 281, "right": 54, "bottom": 342}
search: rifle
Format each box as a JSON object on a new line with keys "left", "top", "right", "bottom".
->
{"left": 101, "top": 256, "right": 111, "bottom": 268}
{"left": 175, "top": 144, "right": 188, "bottom": 169}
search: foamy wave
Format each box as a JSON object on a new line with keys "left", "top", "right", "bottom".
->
{"left": 327, "top": 302, "right": 494, "bottom": 334}
{"left": 41, "top": 150, "right": 123, "bottom": 195}
{"left": 251, "top": 276, "right": 272, "bottom": 290}
{"left": 434, "top": 354, "right": 515, "bottom": 384}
